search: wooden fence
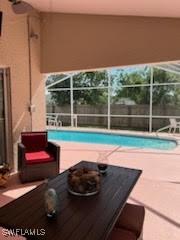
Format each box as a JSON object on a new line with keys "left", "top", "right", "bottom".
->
{"left": 47, "top": 104, "right": 180, "bottom": 131}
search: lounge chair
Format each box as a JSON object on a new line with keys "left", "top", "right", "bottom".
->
{"left": 156, "top": 118, "right": 180, "bottom": 134}
{"left": 169, "top": 118, "right": 180, "bottom": 133}
{"left": 46, "top": 114, "right": 62, "bottom": 127}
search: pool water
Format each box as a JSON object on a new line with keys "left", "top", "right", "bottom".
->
{"left": 48, "top": 130, "right": 177, "bottom": 150}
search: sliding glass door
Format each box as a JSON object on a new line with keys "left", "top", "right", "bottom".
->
{"left": 0, "top": 68, "right": 12, "bottom": 166}
{"left": 0, "top": 70, "right": 6, "bottom": 165}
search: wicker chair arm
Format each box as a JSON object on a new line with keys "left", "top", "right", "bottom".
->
{"left": 18, "top": 143, "right": 26, "bottom": 169}
{"left": 47, "top": 141, "right": 60, "bottom": 172}
{"left": 47, "top": 141, "right": 60, "bottom": 158}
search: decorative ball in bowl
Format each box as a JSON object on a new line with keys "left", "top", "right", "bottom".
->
{"left": 68, "top": 168, "right": 101, "bottom": 196}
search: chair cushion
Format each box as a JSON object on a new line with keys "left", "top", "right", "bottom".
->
{"left": 21, "top": 132, "right": 47, "bottom": 152}
{"left": 115, "top": 203, "right": 145, "bottom": 238}
{"left": 25, "top": 151, "right": 54, "bottom": 164}
{"left": 108, "top": 228, "right": 137, "bottom": 240}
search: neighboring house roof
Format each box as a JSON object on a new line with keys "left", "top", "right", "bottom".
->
{"left": 114, "top": 98, "right": 136, "bottom": 105}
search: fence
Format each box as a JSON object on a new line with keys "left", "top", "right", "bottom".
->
{"left": 47, "top": 104, "right": 180, "bottom": 131}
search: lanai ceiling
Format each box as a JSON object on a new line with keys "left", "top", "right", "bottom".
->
{"left": 26, "top": 0, "right": 180, "bottom": 18}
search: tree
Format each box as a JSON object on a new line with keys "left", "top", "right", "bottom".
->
{"left": 112, "top": 67, "right": 180, "bottom": 105}
{"left": 111, "top": 67, "right": 150, "bottom": 104}
{"left": 47, "top": 71, "right": 108, "bottom": 106}
{"left": 46, "top": 67, "right": 180, "bottom": 107}
{"left": 152, "top": 68, "right": 180, "bottom": 105}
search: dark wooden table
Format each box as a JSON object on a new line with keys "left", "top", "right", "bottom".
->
{"left": 0, "top": 161, "right": 142, "bottom": 240}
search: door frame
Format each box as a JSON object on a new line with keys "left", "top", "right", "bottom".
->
{"left": 0, "top": 68, "right": 13, "bottom": 168}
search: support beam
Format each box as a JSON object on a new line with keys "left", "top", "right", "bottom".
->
{"left": 149, "top": 67, "right": 153, "bottom": 132}
{"left": 46, "top": 74, "right": 76, "bottom": 89}
{"left": 107, "top": 71, "right": 111, "bottom": 129}
{"left": 70, "top": 75, "right": 74, "bottom": 127}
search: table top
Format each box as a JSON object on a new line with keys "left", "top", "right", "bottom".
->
{"left": 0, "top": 161, "right": 142, "bottom": 240}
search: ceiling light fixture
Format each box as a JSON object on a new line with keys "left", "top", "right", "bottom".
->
{"left": 8, "top": 0, "right": 34, "bottom": 14}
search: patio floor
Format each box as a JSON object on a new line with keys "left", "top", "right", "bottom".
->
{"left": 0, "top": 130, "right": 180, "bottom": 240}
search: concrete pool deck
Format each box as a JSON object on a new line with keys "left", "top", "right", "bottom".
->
{"left": 0, "top": 128, "right": 180, "bottom": 239}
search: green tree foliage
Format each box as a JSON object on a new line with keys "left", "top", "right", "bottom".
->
{"left": 46, "top": 67, "right": 180, "bottom": 106}
{"left": 111, "top": 67, "right": 150, "bottom": 104}
{"left": 112, "top": 67, "right": 180, "bottom": 105}
{"left": 47, "top": 71, "right": 108, "bottom": 106}
{"left": 152, "top": 68, "right": 180, "bottom": 105}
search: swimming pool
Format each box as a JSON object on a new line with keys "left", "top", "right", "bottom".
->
{"left": 48, "top": 130, "right": 177, "bottom": 150}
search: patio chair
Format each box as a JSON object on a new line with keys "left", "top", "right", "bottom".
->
{"left": 115, "top": 203, "right": 145, "bottom": 240}
{"left": 169, "top": 118, "right": 180, "bottom": 133}
{"left": 46, "top": 114, "right": 62, "bottom": 127}
{"left": 18, "top": 131, "right": 60, "bottom": 183}
{"left": 156, "top": 118, "right": 180, "bottom": 134}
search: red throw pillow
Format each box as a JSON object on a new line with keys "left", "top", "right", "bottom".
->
{"left": 21, "top": 132, "right": 47, "bottom": 152}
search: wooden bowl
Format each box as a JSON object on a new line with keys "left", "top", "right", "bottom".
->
{"left": 68, "top": 167, "right": 101, "bottom": 195}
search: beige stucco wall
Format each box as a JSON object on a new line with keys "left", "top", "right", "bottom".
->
{"left": 41, "top": 13, "right": 180, "bottom": 73}
{"left": 0, "top": 0, "right": 46, "bottom": 167}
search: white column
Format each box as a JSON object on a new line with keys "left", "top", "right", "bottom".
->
{"left": 149, "top": 67, "right": 153, "bottom": 132}
{"left": 70, "top": 75, "right": 74, "bottom": 127}
{"left": 107, "top": 71, "right": 111, "bottom": 129}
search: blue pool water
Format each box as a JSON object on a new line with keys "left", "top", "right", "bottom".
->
{"left": 48, "top": 130, "right": 177, "bottom": 150}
